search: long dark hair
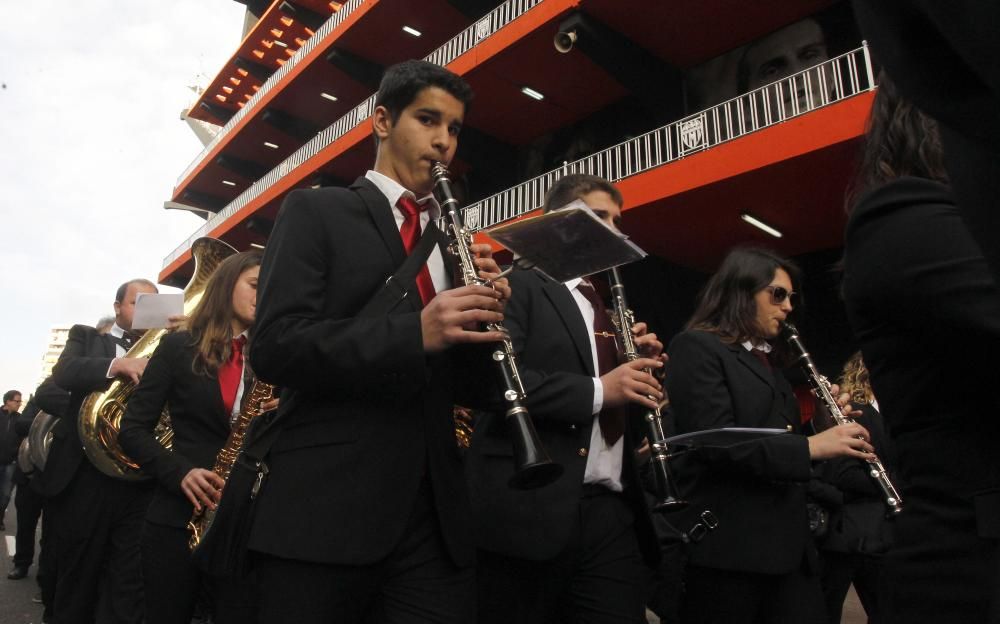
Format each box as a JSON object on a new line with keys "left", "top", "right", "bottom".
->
{"left": 846, "top": 71, "right": 949, "bottom": 212}
{"left": 185, "top": 251, "right": 262, "bottom": 375}
{"left": 687, "top": 247, "right": 801, "bottom": 345}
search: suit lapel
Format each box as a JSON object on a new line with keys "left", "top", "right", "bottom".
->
{"left": 539, "top": 273, "right": 595, "bottom": 376}
{"left": 733, "top": 344, "right": 776, "bottom": 390}
{"left": 352, "top": 177, "right": 421, "bottom": 314}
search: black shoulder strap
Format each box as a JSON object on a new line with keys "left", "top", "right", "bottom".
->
{"left": 360, "top": 222, "right": 441, "bottom": 316}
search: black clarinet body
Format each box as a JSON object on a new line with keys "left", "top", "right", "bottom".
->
{"left": 430, "top": 162, "right": 562, "bottom": 490}
{"left": 779, "top": 321, "right": 903, "bottom": 515}
{"left": 606, "top": 267, "right": 687, "bottom": 512}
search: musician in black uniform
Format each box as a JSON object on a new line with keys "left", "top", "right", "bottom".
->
{"left": 842, "top": 73, "right": 1000, "bottom": 623}
{"left": 44, "top": 278, "right": 158, "bottom": 624}
{"left": 120, "top": 251, "right": 264, "bottom": 624}
{"left": 467, "top": 174, "right": 664, "bottom": 623}
{"left": 664, "top": 248, "right": 873, "bottom": 624}
{"left": 248, "top": 60, "right": 509, "bottom": 623}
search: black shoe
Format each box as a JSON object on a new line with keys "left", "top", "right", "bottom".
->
{"left": 7, "top": 565, "right": 28, "bottom": 580}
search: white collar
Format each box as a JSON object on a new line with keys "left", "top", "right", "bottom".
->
{"left": 741, "top": 340, "right": 773, "bottom": 353}
{"left": 365, "top": 170, "right": 441, "bottom": 219}
{"left": 110, "top": 323, "right": 126, "bottom": 339}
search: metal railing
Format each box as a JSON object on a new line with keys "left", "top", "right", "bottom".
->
{"left": 175, "top": 0, "right": 365, "bottom": 186}
{"left": 449, "top": 43, "right": 875, "bottom": 233}
{"left": 162, "top": 35, "right": 874, "bottom": 269}
{"left": 163, "top": 0, "right": 546, "bottom": 268}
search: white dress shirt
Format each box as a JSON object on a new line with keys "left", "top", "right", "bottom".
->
{"left": 564, "top": 278, "right": 624, "bottom": 492}
{"left": 365, "top": 170, "right": 450, "bottom": 294}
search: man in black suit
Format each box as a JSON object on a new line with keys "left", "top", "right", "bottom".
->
{"left": 0, "top": 390, "right": 23, "bottom": 531}
{"left": 248, "top": 60, "right": 510, "bottom": 624}
{"left": 466, "top": 174, "right": 665, "bottom": 623}
{"left": 42, "top": 278, "right": 158, "bottom": 624}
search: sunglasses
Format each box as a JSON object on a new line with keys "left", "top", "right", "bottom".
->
{"left": 765, "top": 285, "right": 798, "bottom": 305}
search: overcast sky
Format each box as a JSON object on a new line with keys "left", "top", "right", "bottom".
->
{"left": 0, "top": 1, "right": 247, "bottom": 397}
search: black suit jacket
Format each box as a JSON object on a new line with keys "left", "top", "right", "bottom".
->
{"left": 40, "top": 324, "right": 117, "bottom": 498}
{"left": 843, "top": 177, "right": 1000, "bottom": 619}
{"left": 248, "top": 178, "right": 493, "bottom": 568}
{"left": 664, "top": 330, "right": 812, "bottom": 575}
{"left": 119, "top": 331, "right": 239, "bottom": 529}
{"left": 465, "top": 268, "right": 658, "bottom": 563}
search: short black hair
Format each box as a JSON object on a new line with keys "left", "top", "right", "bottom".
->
{"left": 374, "top": 60, "right": 473, "bottom": 124}
{"left": 3, "top": 390, "right": 20, "bottom": 403}
{"left": 543, "top": 174, "right": 623, "bottom": 213}
{"left": 115, "top": 279, "right": 157, "bottom": 303}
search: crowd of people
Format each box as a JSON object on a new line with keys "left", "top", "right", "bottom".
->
{"left": 1, "top": 37, "right": 996, "bottom": 624}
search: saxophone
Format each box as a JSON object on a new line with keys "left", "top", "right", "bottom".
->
{"left": 188, "top": 379, "right": 275, "bottom": 550}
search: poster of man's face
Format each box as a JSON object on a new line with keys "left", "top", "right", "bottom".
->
{"left": 685, "top": 12, "right": 857, "bottom": 114}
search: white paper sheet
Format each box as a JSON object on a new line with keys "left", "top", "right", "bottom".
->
{"left": 132, "top": 293, "right": 184, "bottom": 330}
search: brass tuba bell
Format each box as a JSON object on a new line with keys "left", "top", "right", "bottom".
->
{"left": 78, "top": 237, "right": 237, "bottom": 480}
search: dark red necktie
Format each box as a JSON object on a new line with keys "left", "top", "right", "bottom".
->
{"left": 751, "top": 347, "right": 773, "bottom": 371}
{"left": 577, "top": 279, "right": 625, "bottom": 445}
{"left": 397, "top": 196, "right": 436, "bottom": 306}
{"left": 218, "top": 335, "right": 246, "bottom": 417}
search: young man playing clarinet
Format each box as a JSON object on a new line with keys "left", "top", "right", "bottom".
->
{"left": 249, "top": 59, "right": 510, "bottom": 624}
{"left": 466, "top": 173, "right": 665, "bottom": 623}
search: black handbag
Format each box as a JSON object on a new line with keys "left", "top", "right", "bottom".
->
{"left": 192, "top": 223, "right": 442, "bottom": 577}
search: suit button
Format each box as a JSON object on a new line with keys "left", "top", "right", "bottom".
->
{"left": 568, "top": 424, "right": 577, "bottom": 432}
{"left": 577, "top": 448, "right": 588, "bottom": 457}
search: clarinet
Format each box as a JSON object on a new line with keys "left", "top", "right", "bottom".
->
{"left": 779, "top": 321, "right": 903, "bottom": 515}
{"left": 606, "top": 267, "right": 687, "bottom": 512}
{"left": 430, "top": 162, "right": 563, "bottom": 490}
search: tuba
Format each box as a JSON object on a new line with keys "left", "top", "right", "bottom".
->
{"left": 17, "top": 410, "right": 59, "bottom": 474}
{"left": 78, "top": 238, "right": 237, "bottom": 480}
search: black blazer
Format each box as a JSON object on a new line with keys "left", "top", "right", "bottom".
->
{"left": 119, "top": 331, "right": 239, "bottom": 529}
{"left": 843, "top": 177, "right": 1000, "bottom": 619}
{"left": 664, "top": 330, "right": 812, "bottom": 575}
{"left": 465, "top": 268, "right": 658, "bottom": 563}
{"left": 41, "top": 324, "right": 117, "bottom": 498}
{"left": 248, "top": 178, "right": 493, "bottom": 568}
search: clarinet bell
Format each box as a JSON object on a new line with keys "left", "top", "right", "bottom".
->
{"left": 507, "top": 413, "right": 563, "bottom": 489}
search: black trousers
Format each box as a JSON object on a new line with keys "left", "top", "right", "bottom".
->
{"left": 141, "top": 521, "right": 256, "bottom": 624}
{"left": 47, "top": 462, "right": 152, "bottom": 624}
{"left": 820, "top": 551, "right": 883, "bottom": 624}
{"left": 476, "top": 486, "right": 648, "bottom": 624}
{"left": 681, "top": 564, "right": 826, "bottom": 624}
{"left": 13, "top": 480, "right": 45, "bottom": 567}
{"left": 254, "top": 479, "right": 474, "bottom": 624}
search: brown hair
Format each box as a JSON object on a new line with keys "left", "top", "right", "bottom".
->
{"left": 185, "top": 251, "right": 262, "bottom": 375}
{"left": 846, "top": 71, "right": 949, "bottom": 212}
{"left": 687, "top": 247, "right": 801, "bottom": 354}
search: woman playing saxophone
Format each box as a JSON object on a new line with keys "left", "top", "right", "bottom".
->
{"left": 119, "top": 251, "right": 272, "bottom": 624}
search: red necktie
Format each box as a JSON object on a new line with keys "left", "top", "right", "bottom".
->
{"left": 577, "top": 279, "right": 625, "bottom": 445}
{"left": 397, "top": 196, "right": 436, "bottom": 306}
{"left": 218, "top": 335, "right": 246, "bottom": 417}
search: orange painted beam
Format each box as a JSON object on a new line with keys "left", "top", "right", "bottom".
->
{"left": 617, "top": 91, "right": 875, "bottom": 210}
{"left": 173, "top": 0, "right": 377, "bottom": 199}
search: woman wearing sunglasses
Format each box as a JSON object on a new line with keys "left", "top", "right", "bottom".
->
{"left": 119, "top": 251, "right": 266, "bottom": 624}
{"left": 663, "top": 247, "right": 873, "bottom": 624}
